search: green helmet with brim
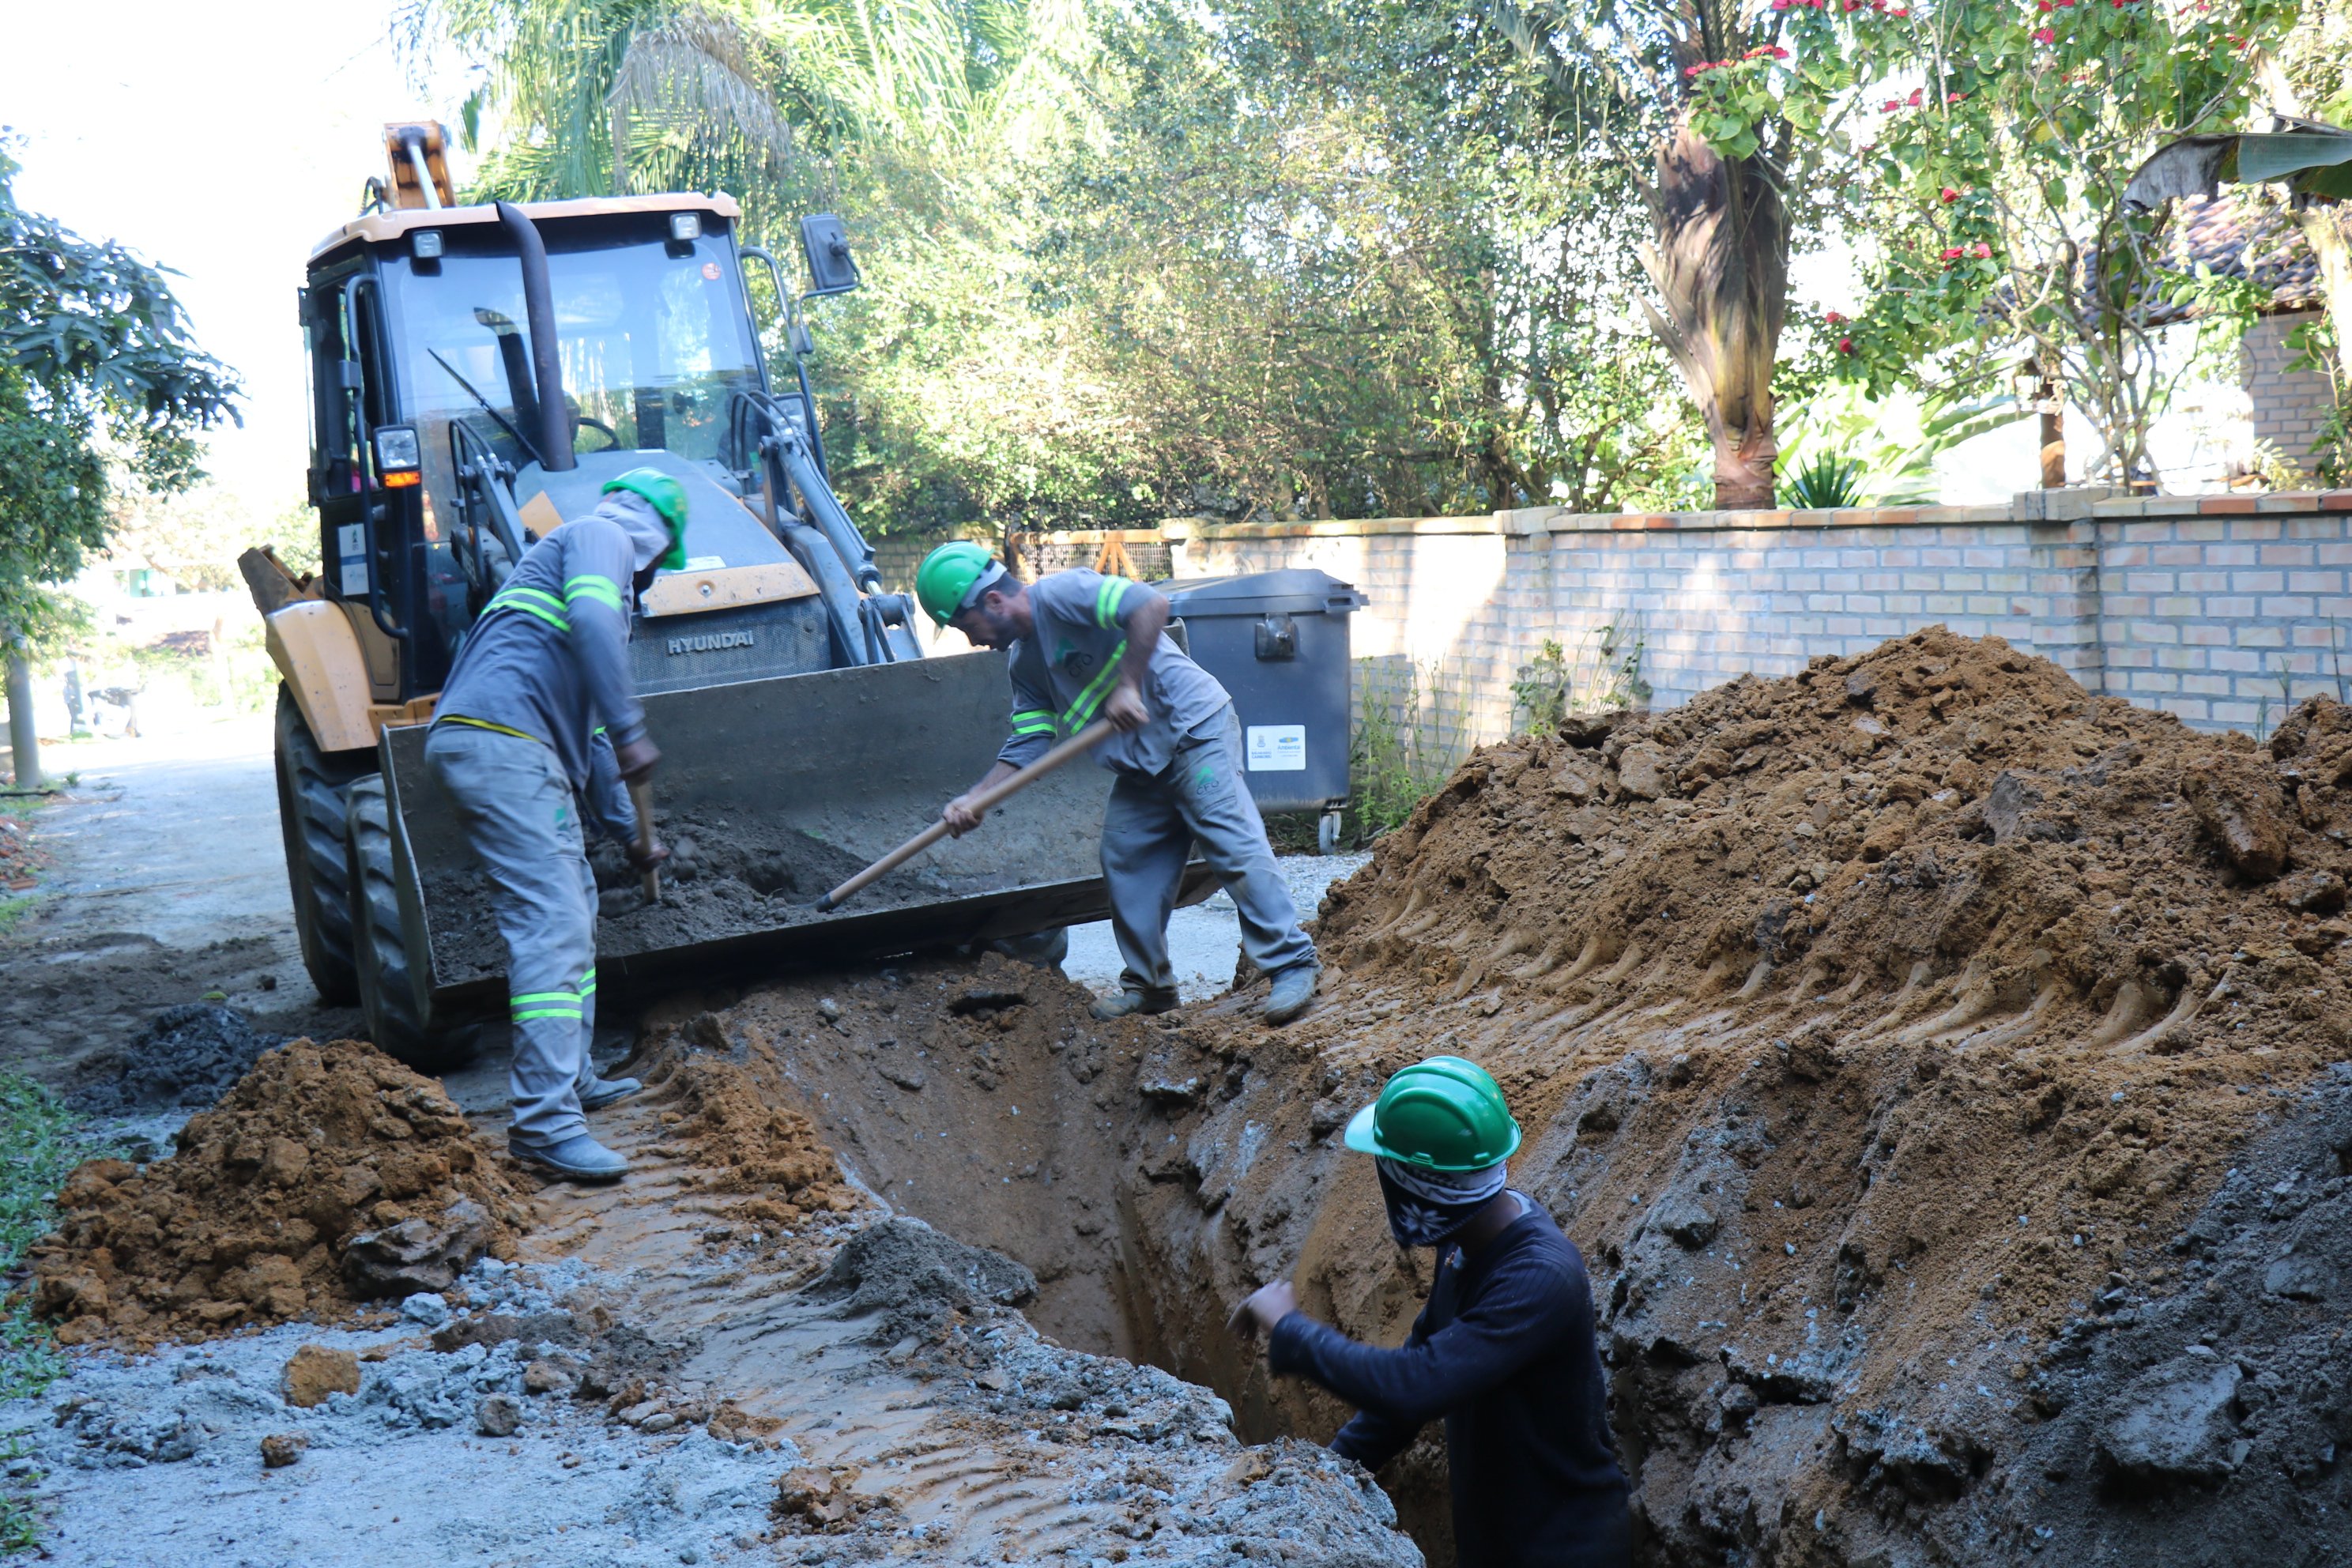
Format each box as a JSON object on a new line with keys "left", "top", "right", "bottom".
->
{"left": 916, "top": 540, "right": 1004, "bottom": 627}
{"left": 1343, "top": 1055, "right": 1522, "bottom": 1171}
{"left": 601, "top": 469, "right": 690, "bottom": 571}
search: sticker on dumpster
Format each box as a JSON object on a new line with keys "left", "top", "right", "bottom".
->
{"left": 1246, "top": 725, "right": 1306, "bottom": 771}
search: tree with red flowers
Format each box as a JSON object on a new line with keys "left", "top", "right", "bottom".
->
{"left": 1683, "top": 0, "right": 2296, "bottom": 484}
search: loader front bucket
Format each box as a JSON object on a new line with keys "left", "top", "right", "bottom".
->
{"left": 376, "top": 650, "right": 1214, "bottom": 1016}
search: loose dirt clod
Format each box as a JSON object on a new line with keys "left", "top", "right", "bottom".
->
{"left": 281, "top": 1344, "right": 360, "bottom": 1408}
{"left": 31, "top": 1038, "right": 527, "bottom": 1348}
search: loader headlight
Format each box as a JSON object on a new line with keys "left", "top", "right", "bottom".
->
{"left": 374, "top": 424, "right": 422, "bottom": 488}
{"left": 412, "top": 228, "right": 444, "bottom": 260}
{"left": 669, "top": 213, "right": 703, "bottom": 243}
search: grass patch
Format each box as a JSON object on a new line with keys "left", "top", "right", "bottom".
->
{"left": 0, "top": 901, "right": 29, "bottom": 939}
{"left": 0, "top": 1075, "right": 127, "bottom": 1553}
{"left": 1349, "top": 660, "right": 1452, "bottom": 842}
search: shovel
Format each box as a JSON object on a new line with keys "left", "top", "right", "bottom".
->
{"left": 816, "top": 718, "right": 1117, "bottom": 912}
{"left": 628, "top": 780, "right": 661, "bottom": 903}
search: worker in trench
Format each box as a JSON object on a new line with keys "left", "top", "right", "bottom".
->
{"left": 1231, "top": 1056, "right": 1630, "bottom": 1568}
{"left": 421, "top": 469, "right": 680, "bottom": 1183}
{"left": 915, "top": 542, "right": 1321, "bottom": 1025}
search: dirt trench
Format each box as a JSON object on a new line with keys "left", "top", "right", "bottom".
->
{"left": 663, "top": 629, "right": 2352, "bottom": 1568}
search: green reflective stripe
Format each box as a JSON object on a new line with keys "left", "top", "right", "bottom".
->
{"left": 579, "top": 970, "right": 597, "bottom": 994}
{"left": 1011, "top": 709, "right": 1054, "bottom": 724}
{"left": 512, "top": 1007, "right": 583, "bottom": 1023}
{"left": 511, "top": 990, "right": 579, "bottom": 1010}
{"left": 1062, "top": 639, "right": 1128, "bottom": 728}
{"left": 1011, "top": 718, "right": 1056, "bottom": 737}
{"left": 443, "top": 714, "right": 545, "bottom": 744}
{"left": 484, "top": 590, "right": 571, "bottom": 633}
{"left": 1095, "top": 575, "right": 1131, "bottom": 628}
{"left": 564, "top": 575, "right": 625, "bottom": 611}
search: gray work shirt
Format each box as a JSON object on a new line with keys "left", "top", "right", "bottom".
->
{"left": 432, "top": 491, "right": 664, "bottom": 839}
{"left": 997, "top": 570, "right": 1231, "bottom": 776}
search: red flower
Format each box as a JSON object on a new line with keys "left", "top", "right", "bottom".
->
{"left": 1908, "top": 87, "right": 1924, "bottom": 105}
{"left": 1947, "top": 91, "right": 1968, "bottom": 101}
{"left": 1838, "top": 337, "right": 1855, "bottom": 353}
{"left": 1883, "top": 99, "right": 1902, "bottom": 111}
{"left": 1970, "top": 241, "right": 1992, "bottom": 258}
{"left": 1825, "top": 311, "right": 1847, "bottom": 324}
{"left": 1887, "top": 5, "right": 1909, "bottom": 14}
{"left": 1940, "top": 187, "right": 1960, "bottom": 202}
{"left": 2034, "top": 24, "right": 2054, "bottom": 39}
{"left": 1939, "top": 246, "right": 1965, "bottom": 260}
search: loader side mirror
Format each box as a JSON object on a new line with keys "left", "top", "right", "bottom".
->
{"left": 799, "top": 214, "right": 861, "bottom": 297}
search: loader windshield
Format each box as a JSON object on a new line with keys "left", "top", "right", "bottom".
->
{"left": 383, "top": 222, "right": 762, "bottom": 505}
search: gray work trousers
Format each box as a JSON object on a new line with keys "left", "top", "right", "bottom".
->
{"left": 422, "top": 723, "right": 604, "bottom": 1144}
{"left": 1101, "top": 707, "right": 1316, "bottom": 995}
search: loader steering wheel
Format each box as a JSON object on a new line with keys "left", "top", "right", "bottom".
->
{"left": 575, "top": 416, "right": 622, "bottom": 452}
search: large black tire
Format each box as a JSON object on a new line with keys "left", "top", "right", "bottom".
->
{"left": 347, "top": 774, "right": 474, "bottom": 1073}
{"left": 273, "top": 685, "right": 368, "bottom": 1006}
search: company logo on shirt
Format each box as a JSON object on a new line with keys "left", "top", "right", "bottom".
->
{"left": 666, "top": 630, "right": 757, "bottom": 656}
{"left": 1054, "top": 638, "right": 1095, "bottom": 676}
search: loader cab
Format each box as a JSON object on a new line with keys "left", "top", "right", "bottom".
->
{"left": 301, "top": 195, "right": 771, "bottom": 703}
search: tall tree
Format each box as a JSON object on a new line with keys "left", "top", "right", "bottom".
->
{"left": 1482, "top": 0, "right": 1796, "bottom": 508}
{"left": 0, "top": 141, "right": 239, "bottom": 779}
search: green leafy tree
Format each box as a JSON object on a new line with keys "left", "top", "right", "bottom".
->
{"left": 0, "top": 141, "right": 239, "bottom": 643}
{"left": 1683, "top": 0, "right": 2295, "bottom": 485}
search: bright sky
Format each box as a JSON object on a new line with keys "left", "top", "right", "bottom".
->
{"left": 0, "top": 1, "right": 475, "bottom": 501}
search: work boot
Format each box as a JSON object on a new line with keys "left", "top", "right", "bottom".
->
{"left": 1090, "top": 986, "right": 1181, "bottom": 1021}
{"left": 1264, "top": 963, "right": 1320, "bottom": 1025}
{"left": 579, "top": 1076, "right": 643, "bottom": 1112}
{"left": 507, "top": 1133, "right": 630, "bottom": 1183}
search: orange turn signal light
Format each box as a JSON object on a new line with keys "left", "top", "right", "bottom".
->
{"left": 383, "top": 469, "right": 422, "bottom": 488}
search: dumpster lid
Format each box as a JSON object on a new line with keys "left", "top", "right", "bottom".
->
{"left": 1156, "top": 568, "right": 1368, "bottom": 617}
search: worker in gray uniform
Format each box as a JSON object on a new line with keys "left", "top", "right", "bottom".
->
{"left": 915, "top": 543, "right": 1320, "bottom": 1024}
{"left": 422, "top": 469, "right": 683, "bottom": 1182}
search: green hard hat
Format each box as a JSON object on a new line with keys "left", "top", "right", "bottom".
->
{"left": 601, "top": 468, "right": 689, "bottom": 570}
{"left": 916, "top": 540, "right": 999, "bottom": 626}
{"left": 1343, "top": 1055, "right": 1522, "bottom": 1171}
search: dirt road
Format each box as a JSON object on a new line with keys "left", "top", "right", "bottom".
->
{"left": 0, "top": 717, "right": 358, "bottom": 1095}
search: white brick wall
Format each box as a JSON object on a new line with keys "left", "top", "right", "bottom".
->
{"left": 1149, "top": 490, "right": 2352, "bottom": 763}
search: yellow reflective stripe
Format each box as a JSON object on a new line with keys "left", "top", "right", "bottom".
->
{"left": 1062, "top": 639, "right": 1128, "bottom": 728}
{"left": 1095, "top": 575, "right": 1131, "bottom": 628}
{"left": 443, "top": 714, "right": 547, "bottom": 744}
{"left": 564, "top": 575, "right": 624, "bottom": 611}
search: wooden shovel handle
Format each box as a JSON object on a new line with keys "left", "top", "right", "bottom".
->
{"left": 816, "top": 718, "right": 1118, "bottom": 911}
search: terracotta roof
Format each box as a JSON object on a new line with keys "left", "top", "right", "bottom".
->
{"left": 2160, "top": 193, "right": 2324, "bottom": 317}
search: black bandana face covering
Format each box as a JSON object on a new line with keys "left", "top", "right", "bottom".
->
{"left": 1375, "top": 1157, "right": 1508, "bottom": 1249}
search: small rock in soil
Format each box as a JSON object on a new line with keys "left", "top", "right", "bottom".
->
{"left": 281, "top": 1344, "right": 360, "bottom": 1408}
{"left": 475, "top": 1393, "right": 522, "bottom": 1437}
{"left": 259, "top": 1432, "right": 307, "bottom": 1468}
{"left": 345, "top": 1201, "right": 494, "bottom": 1298}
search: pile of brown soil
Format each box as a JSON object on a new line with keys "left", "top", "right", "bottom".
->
{"left": 1300, "top": 626, "right": 2351, "bottom": 1332}
{"left": 637, "top": 1026, "right": 859, "bottom": 1226}
{"left": 1130, "top": 627, "right": 2352, "bottom": 1566}
{"left": 31, "top": 1038, "right": 528, "bottom": 1349}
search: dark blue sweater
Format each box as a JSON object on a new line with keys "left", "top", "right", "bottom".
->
{"left": 1268, "top": 1197, "right": 1629, "bottom": 1568}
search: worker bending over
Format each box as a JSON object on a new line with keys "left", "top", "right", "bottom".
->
{"left": 422, "top": 469, "right": 681, "bottom": 1182}
{"left": 1233, "top": 1057, "right": 1630, "bottom": 1568}
{"left": 915, "top": 545, "right": 1319, "bottom": 1024}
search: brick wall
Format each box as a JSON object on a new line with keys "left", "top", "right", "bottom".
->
{"left": 1163, "top": 488, "right": 2352, "bottom": 767}
{"left": 2242, "top": 311, "right": 2336, "bottom": 468}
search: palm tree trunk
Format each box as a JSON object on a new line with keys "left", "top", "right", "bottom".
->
{"left": 1638, "top": 118, "right": 1789, "bottom": 510}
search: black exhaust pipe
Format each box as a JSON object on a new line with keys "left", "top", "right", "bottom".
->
{"left": 494, "top": 201, "right": 573, "bottom": 472}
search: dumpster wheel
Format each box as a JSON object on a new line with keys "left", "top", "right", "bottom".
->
{"left": 347, "top": 775, "right": 474, "bottom": 1073}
